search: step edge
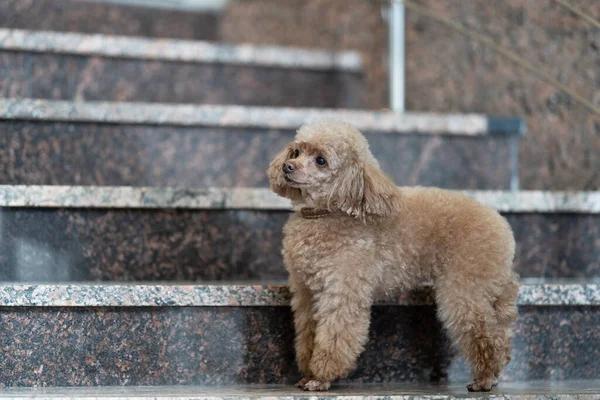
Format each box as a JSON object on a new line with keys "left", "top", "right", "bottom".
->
{"left": 0, "top": 186, "right": 598, "bottom": 213}
{"left": 88, "top": 0, "right": 229, "bottom": 12}
{"left": 0, "top": 282, "right": 597, "bottom": 307}
{"left": 0, "top": 28, "right": 363, "bottom": 72}
{"left": 0, "top": 381, "right": 599, "bottom": 399}
{"left": 0, "top": 98, "right": 525, "bottom": 136}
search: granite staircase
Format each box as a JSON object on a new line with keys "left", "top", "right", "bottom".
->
{"left": 0, "top": 1, "right": 598, "bottom": 399}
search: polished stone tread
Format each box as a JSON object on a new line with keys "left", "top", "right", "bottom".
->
{"left": 0, "top": 28, "right": 361, "bottom": 71}
{"left": 0, "top": 189, "right": 598, "bottom": 281}
{"left": 0, "top": 186, "right": 597, "bottom": 212}
{"left": 0, "top": 281, "right": 597, "bottom": 307}
{"left": 0, "top": 98, "right": 521, "bottom": 136}
{"left": 0, "top": 0, "right": 220, "bottom": 40}
{"left": 0, "top": 381, "right": 598, "bottom": 399}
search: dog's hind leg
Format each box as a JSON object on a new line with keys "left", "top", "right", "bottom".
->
{"left": 435, "top": 278, "right": 508, "bottom": 392}
{"left": 492, "top": 276, "right": 519, "bottom": 380}
{"left": 289, "top": 277, "right": 317, "bottom": 387}
{"left": 496, "top": 328, "right": 513, "bottom": 382}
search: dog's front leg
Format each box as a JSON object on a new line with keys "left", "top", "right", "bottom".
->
{"left": 304, "top": 277, "right": 373, "bottom": 391}
{"left": 290, "top": 277, "right": 316, "bottom": 387}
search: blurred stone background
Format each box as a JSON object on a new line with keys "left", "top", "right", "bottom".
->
{"left": 219, "top": 0, "right": 599, "bottom": 190}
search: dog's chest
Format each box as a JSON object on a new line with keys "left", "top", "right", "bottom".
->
{"left": 282, "top": 219, "right": 326, "bottom": 273}
{"left": 282, "top": 215, "right": 367, "bottom": 278}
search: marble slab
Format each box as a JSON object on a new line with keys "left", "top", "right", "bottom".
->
{"left": 0, "top": 208, "right": 597, "bottom": 281}
{"left": 0, "top": 186, "right": 232, "bottom": 209}
{"left": 0, "top": 51, "right": 363, "bottom": 107}
{"left": 0, "top": 0, "right": 220, "bottom": 40}
{"left": 0, "top": 305, "right": 596, "bottom": 386}
{"left": 465, "top": 191, "right": 600, "bottom": 213}
{"left": 0, "top": 282, "right": 596, "bottom": 307}
{"left": 0, "top": 381, "right": 598, "bottom": 399}
{"left": 0, "top": 28, "right": 362, "bottom": 71}
{"left": 0, "top": 209, "right": 289, "bottom": 282}
{"left": 0, "top": 186, "right": 598, "bottom": 213}
{"left": 0, "top": 98, "right": 507, "bottom": 135}
{"left": 0, "top": 122, "right": 513, "bottom": 189}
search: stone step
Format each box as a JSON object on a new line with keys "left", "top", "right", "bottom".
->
{"left": 0, "top": 99, "right": 522, "bottom": 189}
{"left": 0, "top": 28, "right": 363, "bottom": 107}
{"left": 1, "top": 281, "right": 597, "bottom": 307}
{"left": 0, "top": 0, "right": 221, "bottom": 40}
{"left": 0, "top": 382, "right": 599, "bottom": 399}
{"left": 0, "top": 282, "right": 596, "bottom": 387}
{"left": 0, "top": 186, "right": 597, "bottom": 281}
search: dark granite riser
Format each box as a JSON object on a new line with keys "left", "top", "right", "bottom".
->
{"left": 0, "top": 122, "right": 512, "bottom": 189}
{"left": 0, "top": 209, "right": 597, "bottom": 281}
{"left": 0, "top": 0, "right": 220, "bottom": 40}
{"left": 0, "top": 51, "right": 363, "bottom": 108}
{"left": 0, "top": 305, "right": 596, "bottom": 387}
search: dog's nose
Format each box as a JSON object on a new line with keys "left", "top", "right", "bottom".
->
{"left": 283, "top": 161, "right": 296, "bottom": 173}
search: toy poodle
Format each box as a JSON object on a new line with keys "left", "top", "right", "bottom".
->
{"left": 267, "top": 120, "right": 519, "bottom": 392}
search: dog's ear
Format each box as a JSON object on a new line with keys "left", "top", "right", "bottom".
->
{"left": 361, "top": 163, "right": 401, "bottom": 217}
{"left": 267, "top": 147, "right": 302, "bottom": 201}
{"left": 327, "top": 160, "right": 364, "bottom": 217}
{"left": 328, "top": 161, "right": 400, "bottom": 219}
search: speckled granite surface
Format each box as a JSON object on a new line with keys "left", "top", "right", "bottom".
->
{"left": 0, "top": 51, "right": 363, "bottom": 107}
{"left": 0, "top": 209, "right": 288, "bottom": 282}
{"left": 0, "top": 100, "right": 520, "bottom": 189}
{"left": 0, "top": 284, "right": 292, "bottom": 307}
{"left": 0, "top": 122, "right": 512, "bottom": 189}
{"left": 0, "top": 282, "right": 596, "bottom": 307}
{"left": 0, "top": 29, "right": 361, "bottom": 71}
{"left": 508, "top": 214, "right": 600, "bottom": 278}
{"left": 0, "top": 186, "right": 232, "bottom": 209}
{"left": 0, "top": 381, "right": 599, "bottom": 399}
{"left": 0, "top": 99, "right": 502, "bottom": 135}
{"left": 0, "top": 186, "right": 598, "bottom": 213}
{"left": 0, "top": 0, "right": 220, "bottom": 40}
{"left": 0, "top": 187, "right": 598, "bottom": 280}
{"left": 0, "top": 208, "right": 597, "bottom": 281}
{"left": 0, "top": 305, "right": 597, "bottom": 386}
{"left": 465, "top": 191, "right": 600, "bottom": 213}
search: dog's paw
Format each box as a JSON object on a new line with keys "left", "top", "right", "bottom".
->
{"left": 295, "top": 377, "right": 311, "bottom": 388}
{"left": 466, "top": 378, "right": 494, "bottom": 392}
{"left": 303, "top": 380, "right": 331, "bottom": 391}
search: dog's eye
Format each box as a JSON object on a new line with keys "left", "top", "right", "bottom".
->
{"left": 316, "top": 156, "right": 327, "bottom": 166}
{"left": 292, "top": 149, "right": 300, "bottom": 159}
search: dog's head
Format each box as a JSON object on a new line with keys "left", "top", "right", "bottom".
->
{"left": 267, "top": 120, "right": 400, "bottom": 219}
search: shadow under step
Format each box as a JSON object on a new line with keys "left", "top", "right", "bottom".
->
{"left": 0, "top": 186, "right": 597, "bottom": 281}
{"left": 0, "top": 29, "right": 363, "bottom": 107}
{"left": 0, "top": 281, "right": 596, "bottom": 387}
{"left": 0, "top": 99, "right": 523, "bottom": 189}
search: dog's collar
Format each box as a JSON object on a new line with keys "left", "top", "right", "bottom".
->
{"left": 300, "top": 208, "right": 332, "bottom": 219}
